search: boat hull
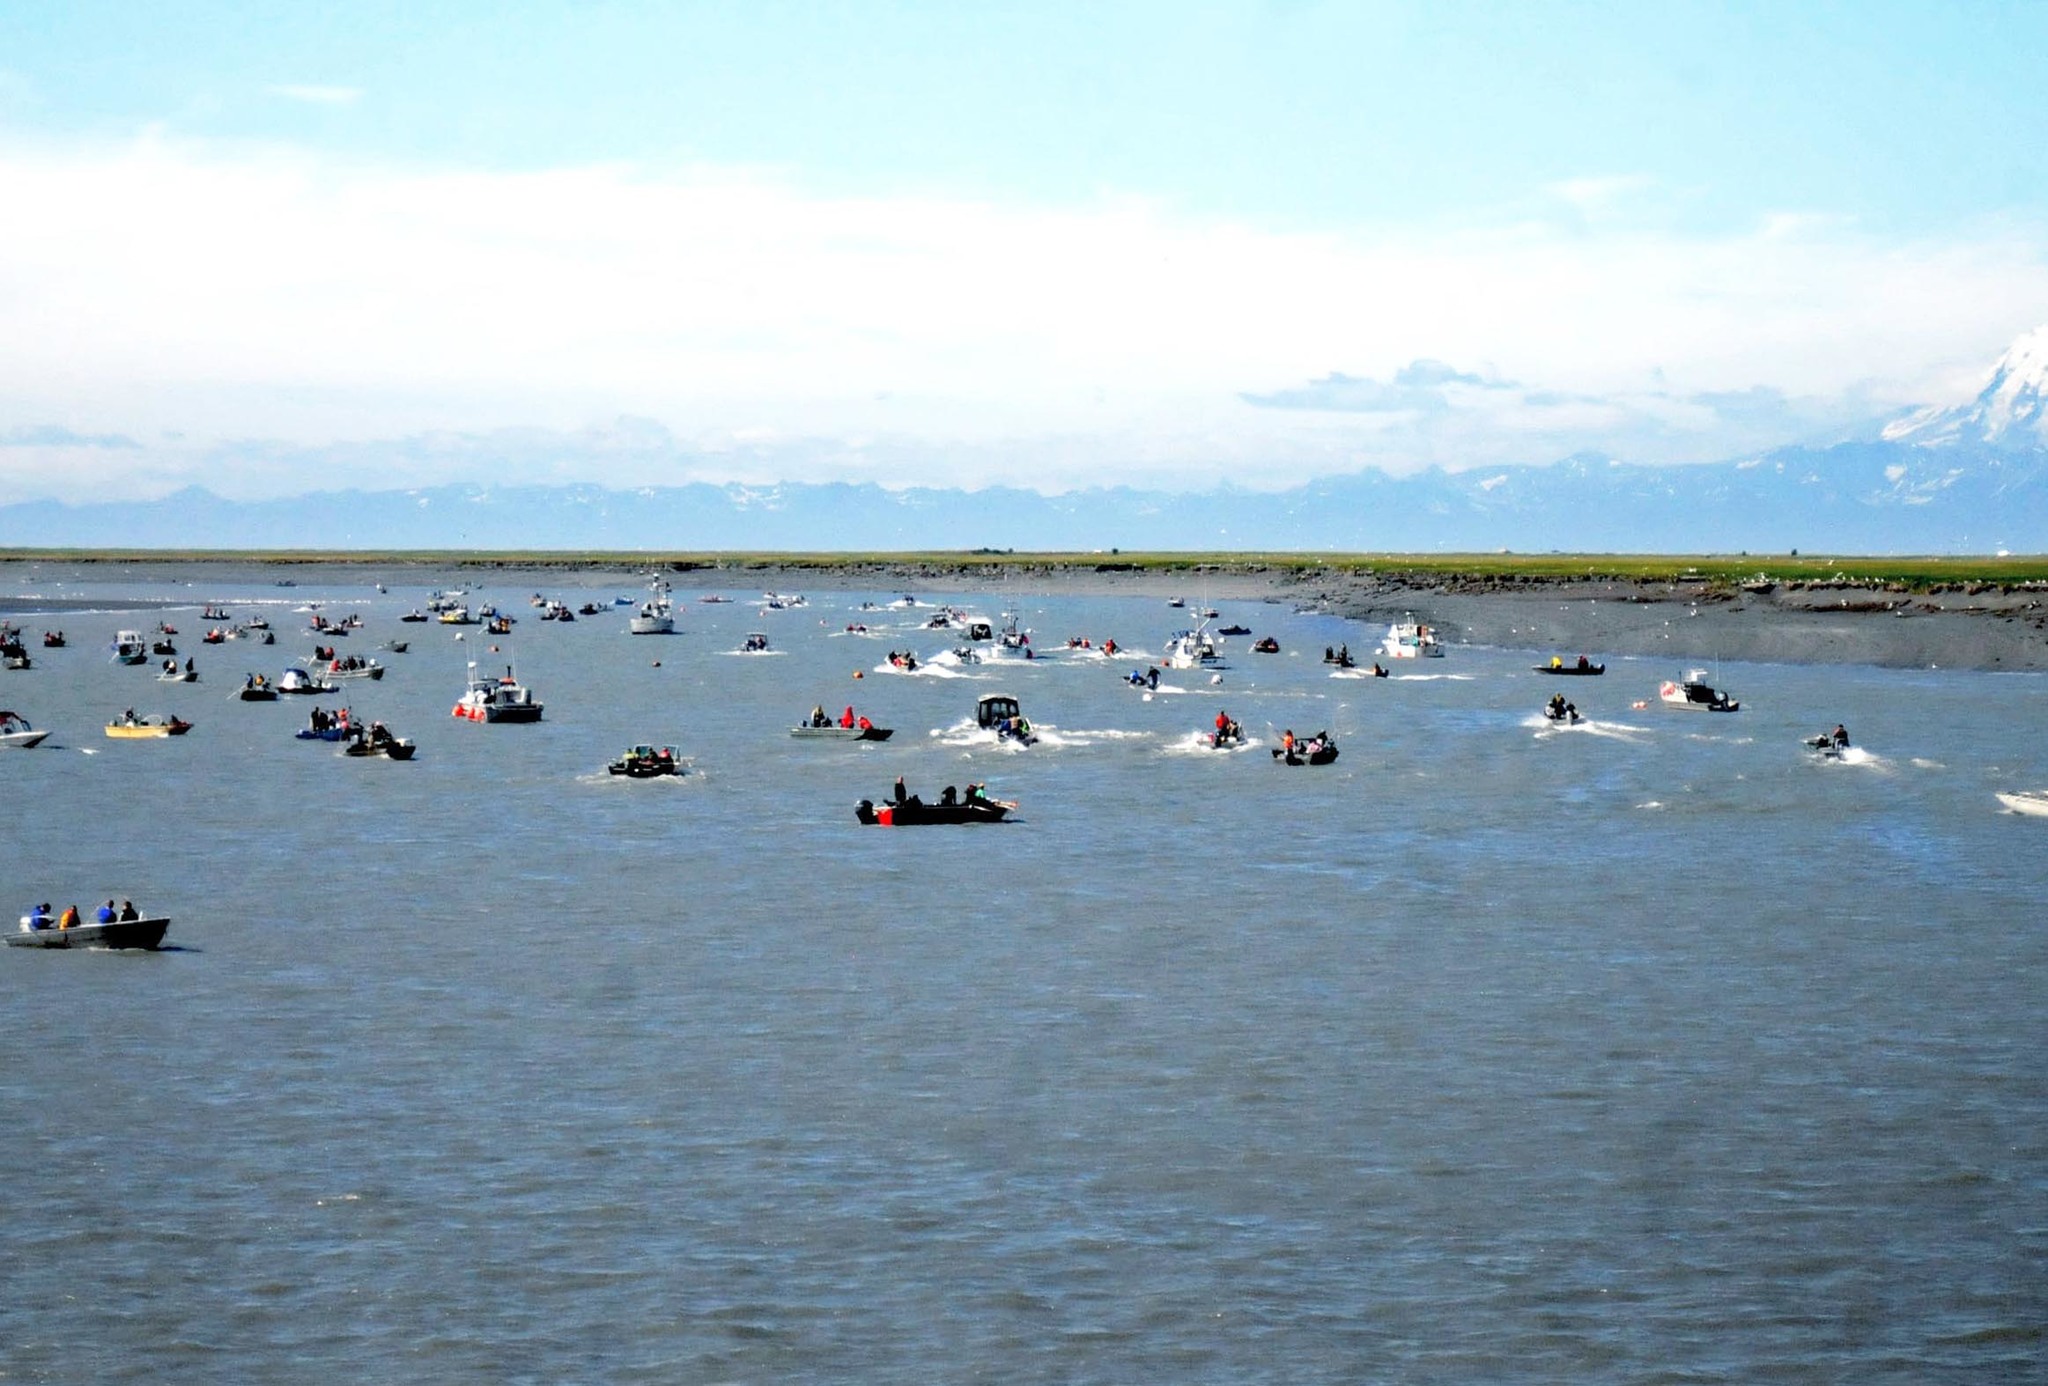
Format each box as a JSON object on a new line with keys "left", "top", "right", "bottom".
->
{"left": 1, "top": 729, "right": 50, "bottom": 748}
{"left": 1996, "top": 791, "right": 2048, "bottom": 818}
{"left": 790, "top": 725, "right": 894, "bottom": 741}
{"left": 1534, "top": 663, "right": 1605, "bottom": 675}
{"left": 105, "top": 719, "right": 191, "bottom": 738}
{"left": 11, "top": 917, "right": 170, "bottom": 950}
{"left": 856, "top": 797, "right": 1011, "bottom": 825}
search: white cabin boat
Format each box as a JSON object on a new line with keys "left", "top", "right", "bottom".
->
{"left": 111, "top": 630, "right": 148, "bottom": 665}
{"left": 1381, "top": 618, "right": 1444, "bottom": 659}
{"left": 453, "top": 663, "right": 544, "bottom": 722}
{"left": 628, "top": 578, "right": 675, "bottom": 635}
{"left": 1658, "top": 670, "right": 1739, "bottom": 712}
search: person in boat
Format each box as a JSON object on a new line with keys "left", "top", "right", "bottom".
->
{"left": 1216, "top": 709, "right": 1231, "bottom": 737}
{"left": 1337, "top": 643, "right": 1351, "bottom": 666}
{"left": 1324, "top": 646, "right": 1334, "bottom": 662}
{"left": 1282, "top": 729, "right": 1296, "bottom": 755}
{"left": 1147, "top": 666, "right": 1160, "bottom": 689}
{"left": 1372, "top": 662, "right": 1387, "bottom": 677}
{"left": 121, "top": 708, "right": 137, "bottom": 725}
{"left": 940, "top": 785, "right": 958, "bottom": 806}
{"left": 1576, "top": 655, "right": 1590, "bottom": 670}
{"left": 1832, "top": 724, "right": 1850, "bottom": 749}
{"left": 118, "top": 900, "right": 136, "bottom": 920}
{"left": 856, "top": 715, "right": 874, "bottom": 732}
{"left": 58, "top": 904, "right": 79, "bottom": 930}
{"left": 1551, "top": 655, "right": 1563, "bottom": 668}
{"left": 1103, "top": 638, "right": 1117, "bottom": 655}
{"left": 841, "top": 706, "right": 856, "bottom": 729}
{"left": 893, "top": 776, "right": 908, "bottom": 805}
{"left": 1547, "top": 693, "right": 1568, "bottom": 720}
{"left": 810, "top": 705, "right": 828, "bottom": 728}
{"left": 96, "top": 900, "right": 116, "bottom": 923}
{"left": 27, "top": 902, "right": 51, "bottom": 930}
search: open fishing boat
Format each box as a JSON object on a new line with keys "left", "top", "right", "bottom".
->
{"left": 607, "top": 744, "right": 682, "bottom": 777}
{"left": 11, "top": 912, "right": 170, "bottom": 950}
{"left": 855, "top": 787, "right": 1013, "bottom": 825}
{"left": 1535, "top": 656, "right": 1605, "bottom": 675}
{"left": 105, "top": 713, "right": 192, "bottom": 738}
{"left": 1272, "top": 732, "right": 1338, "bottom": 766}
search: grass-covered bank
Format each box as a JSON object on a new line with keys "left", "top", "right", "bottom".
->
{"left": 4, "top": 549, "right": 2047, "bottom": 594}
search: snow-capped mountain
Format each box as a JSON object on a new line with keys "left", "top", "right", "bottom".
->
{"left": 1884, "top": 323, "right": 2048, "bottom": 449}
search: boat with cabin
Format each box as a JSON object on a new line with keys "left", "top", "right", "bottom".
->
{"left": 1658, "top": 670, "right": 1739, "bottom": 712}
{"left": 976, "top": 693, "right": 1036, "bottom": 745}
{"left": 629, "top": 578, "right": 676, "bottom": 634}
{"left": 111, "top": 630, "right": 148, "bottom": 665}
{"left": 452, "top": 662, "right": 544, "bottom": 722}
{"left": 1381, "top": 618, "right": 1444, "bottom": 659}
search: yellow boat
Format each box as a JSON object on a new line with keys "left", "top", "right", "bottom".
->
{"left": 104, "top": 714, "right": 193, "bottom": 739}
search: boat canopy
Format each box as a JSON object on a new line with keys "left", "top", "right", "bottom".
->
{"left": 976, "top": 694, "right": 1023, "bottom": 727}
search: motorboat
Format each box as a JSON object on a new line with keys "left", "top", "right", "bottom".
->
{"left": 485, "top": 616, "right": 514, "bottom": 635}
{"left": 607, "top": 744, "right": 682, "bottom": 777}
{"left": 277, "top": 667, "right": 336, "bottom": 695}
{"left": 201, "top": 605, "right": 231, "bottom": 622}
{"left": 12, "top": 912, "right": 170, "bottom": 950}
{"left": 988, "top": 613, "right": 1036, "bottom": 660}
{"left": 976, "top": 693, "right": 1036, "bottom": 745}
{"left": 238, "top": 675, "right": 280, "bottom": 701}
{"left": 1542, "top": 695, "right": 1582, "bottom": 725}
{"left": 1206, "top": 717, "right": 1248, "bottom": 749}
{"left": 1381, "top": 618, "right": 1444, "bottom": 659}
{"left": 2, "top": 638, "right": 30, "bottom": 670}
{"left": 400, "top": 610, "right": 429, "bottom": 622}
{"left": 1535, "top": 656, "right": 1605, "bottom": 675}
{"left": 381, "top": 640, "right": 409, "bottom": 654}
{"left": 791, "top": 714, "right": 893, "bottom": 741}
{"left": 452, "top": 662, "right": 544, "bottom": 723}
{"left": 0, "top": 711, "right": 50, "bottom": 748}
{"left": 40, "top": 631, "right": 65, "bottom": 648}
{"left": 855, "top": 785, "right": 1013, "bottom": 825}
{"left": 1273, "top": 732, "right": 1338, "bottom": 766}
{"left": 156, "top": 661, "right": 197, "bottom": 682}
{"left": 306, "top": 654, "right": 384, "bottom": 680}
{"left": 1659, "top": 670, "right": 1739, "bottom": 712}
{"left": 344, "top": 723, "right": 417, "bottom": 760}
{"left": 111, "top": 630, "right": 148, "bottom": 665}
{"left": 629, "top": 578, "right": 676, "bottom": 635}
{"left": 738, "top": 633, "right": 771, "bottom": 654}
{"left": 1252, "top": 637, "right": 1280, "bottom": 654}
{"left": 1995, "top": 790, "right": 2048, "bottom": 818}
{"left": 1162, "top": 622, "right": 1225, "bottom": 670}
{"left": 438, "top": 605, "right": 479, "bottom": 625}
{"left": 762, "top": 592, "right": 807, "bottom": 609}
{"left": 105, "top": 712, "right": 192, "bottom": 738}
{"left": 1217, "top": 625, "right": 1252, "bottom": 637}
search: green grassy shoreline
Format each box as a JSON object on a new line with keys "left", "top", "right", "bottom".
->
{"left": 4, "top": 549, "right": 2048, "bottom": 592}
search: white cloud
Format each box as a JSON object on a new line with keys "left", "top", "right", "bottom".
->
{"left": 0, "top": 131, "right": 2044, "bottom": 500}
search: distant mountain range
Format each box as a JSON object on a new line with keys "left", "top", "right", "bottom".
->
{"left": 6, "top": 327, "right": 2047, "bottom": 554}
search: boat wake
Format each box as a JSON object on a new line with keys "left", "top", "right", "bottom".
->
{"left": 875, "top": 660, "right": 977, "bottom": 679}
{"left": 1161, "top": 731, "right": 1262, "bottom": 756}
{"left": 1391, "top": 672, "right": 1475, "bottom": 682}
{"left": 1521, "top": 714, "right": 1650, "bottom": 743}
{"left": 1815, "top": 746, "right": 1890, "bottom": 771}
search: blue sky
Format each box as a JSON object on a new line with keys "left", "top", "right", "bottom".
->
{"left": 3, "top": 1, "right": 2046, "bottom": 501}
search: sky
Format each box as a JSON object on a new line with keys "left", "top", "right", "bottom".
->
{"left": 3, "top": 0, "right": 2047, "bottom": 503}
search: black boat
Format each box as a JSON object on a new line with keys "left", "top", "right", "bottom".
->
{"left": 1217, "top": 624, "right": 1252, "bottom": 636}
{"left": 11, "top": 914, "right": 170, "bottom": 950}
{"left": 1273, "top": 733, "right": 1338, "bottom": 766}
{"left": 608, "top": 745, "right": 682, "bottom": 777}
{"left": 856, "top": 788, "right": 1012, "bottom": 825}
{"left": 1535, "top": 657, "right": 1605, "bottom": 675}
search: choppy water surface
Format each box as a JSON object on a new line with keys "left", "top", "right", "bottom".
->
{"left": 4, "top": 569, "right": 2045, "bottom": 1382}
